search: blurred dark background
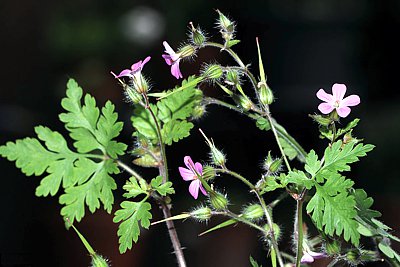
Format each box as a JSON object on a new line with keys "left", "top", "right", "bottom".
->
{"left": 1, "top": 0, "right": 399, "bottom": 266}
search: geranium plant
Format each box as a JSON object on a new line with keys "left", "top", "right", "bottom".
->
{"left": 1, "top": 10, "right": 399, "bottom": 267}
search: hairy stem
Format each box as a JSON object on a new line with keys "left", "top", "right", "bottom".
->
{"left": 116, "top": 160, "right": 146, "bottom": 182}
{"left": 160, "top": 202, "right": 187, "bottom": 267}
{"left": 294, "top": 199, "right": 304, "bottom": 267}
{"left": 215, "top": 168, "right": 255, "bottom": 190}
{"left": 254, "top": 191, "right": 285, "bottom": 267}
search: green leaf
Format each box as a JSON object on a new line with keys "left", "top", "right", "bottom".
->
{"left": 161, "top": 120, "right": 194, "bottom": 145}
{"left": 336, "top": 118, "right": 360, "bottom": 137}
{"left": 150, "top": 176, "right": 175, "bottom": 196}
{"left": 259, "top": 175, "right": 285, "bottom": 195}
{"left": 321, "top": 141, "right": 374, "bottom": 174}
{"left": 122, "top": 177, "right": 148, "bottom": 198}
{"left": 250, "top": 255, "right": 261, "bottom": 267}
{"left": 284, "top": 171, "right": 314, "bottom": 189}
{"left": 113, "top": 200, "right": 152, "bottom": 253}
{"left": 379, "top": 242, "right": 395, "bottom": 258}
{"left": 157, "top": 76, "right": 202, "bottom": 123}
{"left": 307, "top": 184, "right": 359, "bottom": 245}
{"left": 279, "top": 137, "right": 297, "bottom": 160}
{"left": 256, "top": 117, "right": 271, "bottom": 131}
{"left": 353, "top": 189, "right": 381, "bottom": 222}
{"left": 305, "top": 150, "right": 320, "bottom": 177}
{"left": 131, "top": 104, "right": 159, "bottom": 142}
{"left": 226, "top": 39, "right": 240, "bottom": 48}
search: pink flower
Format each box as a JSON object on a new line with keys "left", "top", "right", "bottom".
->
{"left": 111, "top": 56, "right": 151, "bottom": 79}
{"left": 179, "top": 156, "right": 207, "bottom": 199}
{"left": 162, "top": 41, "right": 183, "bottom": 79}
{"left": 301, "top": 250, "right": 326, "bottom": 264}
{"left": 316, "top": 84, "right": 360, "bottom": 118}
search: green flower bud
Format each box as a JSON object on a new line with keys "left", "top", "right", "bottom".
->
{"left": 263, "top": 223, "right": 281, "bottom": 240}
{"left": 189, "top": 22, "right": 206, "bottom": 47}
{"left": 202, "top": 165, "right": 216, "bottom": 181}
{"left": 258, "top": 84, "right": 274, "bottom": 105}
{"left": 209, "top": 191, "right": 228, "bottom": 210}
{"left": 125, "top": 86, "right": 142, "bottom": 104}
{"left": 325, "top": 240, "right": 341, "bottom": 255}
{"left": 178, "top": 44, "right": 196, "bottom": 59}
{"left": 243, "top": 204, "right": 264, "bottom": 221}
{"left": 216, "top": 9, "right": 235, "bottom": 33}
{"left": 190, "top": 206, "right": 212, "bottom": 221}
{"left": 232, "top": 95, "right": 253, "bottom": 111}
{"left": 133, "top": 75, "right": 149, "bottom": 94}
{"left": 263, "top": 152, "right": 282, "bottom": 174}
{"left": 191, "top": 105, "right": 206, "bottom": 120}
{"left": 309, "top": 114, "right": 332, "bottom": 127}
{"left": 203, "top": 64, "right": 223, "bottom": 80}
{"left": 225, "top": 69, "right": 240, "bottom": 85}
{"left": 91, "top": 254, "right": 109, "bottom": 267}
{"left": 210, "top": 146, "right": 226, "bottom": 167}
{"left": 359, "top": 250, "right": 379, "bottom": 263}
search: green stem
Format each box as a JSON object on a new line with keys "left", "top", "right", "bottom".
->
{"left": 295, "top": 199, "right": 304, "bottom": 267}
{"left": 205, "top": 42, "right": 246, "bottom": 68}
{"left": 215, "top": 168, "right": 255, "bottom": 190}
{"left": 203, "top": 97, "right": 307, "bottom": 162}
{"left": 254, "top": 191, "right": 285, "bottom": 267}
{"left": 142, "top": 94, "right": 169, "bottom": 183}
{"left": 116, "top": 160, "right": 146, "bottom": 182}
{"left": 225, "top": 211, "right": 267, "bottom": 234}
{"left": 267, "top": 191, "right": 289, "bottom": 209}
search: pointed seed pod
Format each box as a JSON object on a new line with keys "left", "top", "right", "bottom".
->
{"left": 189, "top": 22, "right": 206, "bottom": 47}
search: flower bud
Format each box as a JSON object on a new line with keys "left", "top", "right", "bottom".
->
{"left": 232, "top": 95, "right": 253, "bottom": 111}
{"left": 189, "top": 22, "right": 206, "bottom": 47}
{"left": 209, "top": 191, "right": 228, "bottom": 210}
{"left": 263, "top": 152, "right": 282, "bottom": 174}
{"left": 225, "top": 69, "right": 240, "bottom": 85}
{"left": 202, "top": 165, "right": 216, "bottom": 181}
{"left": 325, "top": 240, "right": 341, "bottom": 256}
{"left": 258, "top": 84, "right": 274, "bottom": 105}
{"left": 309, "top": 114, "right": 332, "bottom": 127}
{"left": 263, "top": 223, "right": 281, "bottom": 240}
{"left": 243, "top": 204, "right": 264, "bottom": 221}
{"left": 125, "top": 86, "right": 142, "bottom": 104}
{"left": 91, "top": 254, "right": 109, "bottom": 267}
{"left": 177, "top": 44, "right": 196, "bottom": 59}
{"left": 216, "top": 9, "right": 235, "bottom": 33}
{"left": 210, "top": 146, "right": 226, "bottom": 167}
{"left": 191, "top": 104, "right": 206, "bottom": 120}
{"left": 190, "top": 206, "right": 212, "bottom": 221}
{"left": 202, "top": 64, "right": 223, "bottom": 80}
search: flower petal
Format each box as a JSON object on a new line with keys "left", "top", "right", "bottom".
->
{"left": 115, "top": 69, "right": 132, "bottom": 78}
{"left": 341, "top": 94, "right": 360, "bottom": 107}
{"left": 308, "top": 251, "right": 326, "bottom": 259}
{"left": 184, "top": 156, "right": 195, "bottom": 170}
{"left": 199, "top": 183, "right": 208, "bottom": 196}
{"left": 162, "top": 54, "right": 173, "bottom": 65}
{"left": 318, "top": 103, "right": 335, "bottom": 114}
{"left": 194, "top": 162, "right": 203, "bottom": 176}
{"left": 300, "top": 252, "right": 315, "bottom": 263}
{"left": 179, "top": 167, "right": 194, "bottom": 181}
{"left": 171, "top": 60, "right": 183, "bottom": 79}
{"left": 316, "top": 89, "right": 333, "bottom": 103}
{"left": 336, "top": 106, "right": 351, "bottom": 118}
{"left": 188, "top": 180, "right": 200, "bottom": 199}
{"left": 163, "top": 41, "right": 175, "bottom": 56}
{"left": 142, "top": 56, "right": 151, "bottom": 66}
{"left": 332, "top": 83, "right": 347, "bottom": 101}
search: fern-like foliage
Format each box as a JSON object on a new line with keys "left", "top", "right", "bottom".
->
{"left": 0, "top": 79, "right": 127, "bottom": 223}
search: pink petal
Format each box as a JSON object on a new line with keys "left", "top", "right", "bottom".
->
{"left": 171, "top": 60, "right": 183, "bottom": 79}
{"left": 332, "top": 83, "right": 347, "bottom": 101}
{"left": 308, "top": 251, "right": 326, "bottom": 259}
{"left": 316, "top": 89, "right": 333, "bottom": 103}
{"left": 184, "top": 156, "right": 195, "bottom": 170}
{"left": 300, "top": 252, "right": 315, "bottom": 263}
{"left": 116, "top": 69, "right": 132, "bottom": 78}
{"left": 162, "top": 54, "right": 173, "bottom": 65}
{"left": 336, "top": 106, "right": 351, "bottom": 118}
{"left": 341, "top": 94, "right": 360, "bottom": 107}
{"left": 199, "top": 183, "right": 208, "bottom": 196}
{"left": 194, "top": 162, "right": 203, "bottom": 176}
{"left": 163, "top": 41, "right": 175, "bottom": 56}
{"left": 188, "top": 180, "right": 200, "bottom": 199}
{"left": 142, "top": 56, "right": 151, "bottom": 66}
{"left": 131, "top": 61, "right": 143, "bottom": 73}
{"left": 318, "top": 103, "right": 335, "bottom": 114}
{"left": 179, "top": 167, "right": 194, "bottom": 181}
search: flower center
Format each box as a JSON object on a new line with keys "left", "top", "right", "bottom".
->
{"left": 334, "top": 100, "right": 340, "bottom": 108}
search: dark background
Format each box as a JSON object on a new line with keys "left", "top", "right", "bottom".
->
{"left": 1, "top": 0, "right": 399, "bottom": 266}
